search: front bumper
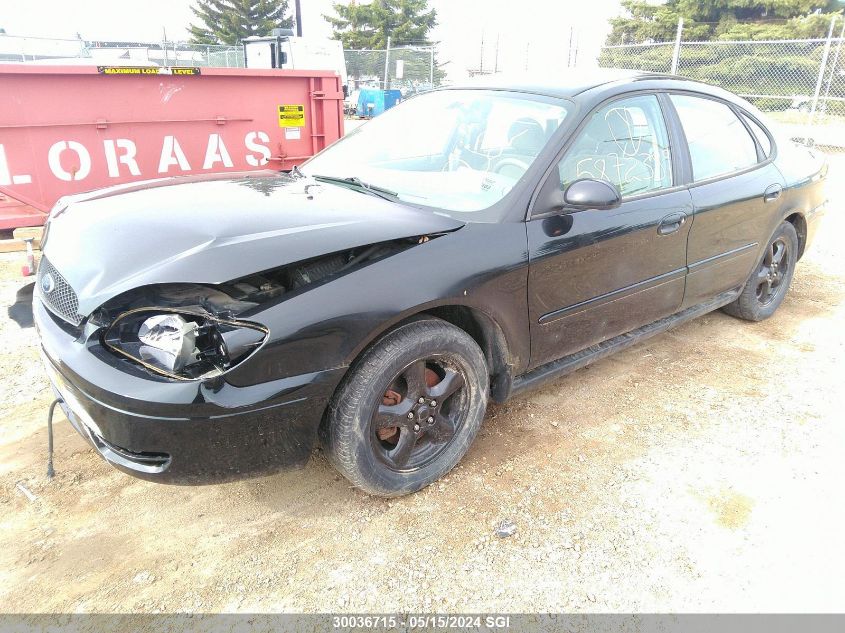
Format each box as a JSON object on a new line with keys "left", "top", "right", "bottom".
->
{"left": 34, "top": 297, "right": 346, "bottom": 484}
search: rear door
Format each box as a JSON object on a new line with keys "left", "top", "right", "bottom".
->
{"left": 666, "top": 93, "right": 786, "bottom": 308}
{"left": 526, "top": 93, "right": 693, "bottom": 368}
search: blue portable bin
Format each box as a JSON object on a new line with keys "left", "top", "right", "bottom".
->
{"left": 356, "top": 89, "right": 403, "bottom": 117}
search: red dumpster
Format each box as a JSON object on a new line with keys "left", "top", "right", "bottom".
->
{"left": 0, "top": 64, "right": 344, "bottom": 229}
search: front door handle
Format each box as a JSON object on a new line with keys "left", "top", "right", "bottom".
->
{"left": 658, "top": 212, "right": 687, "bottom": 235}
{"left": 763, "top": 184, "right": 783, "bottom": 203}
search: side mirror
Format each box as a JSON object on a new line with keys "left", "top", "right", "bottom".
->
{"left": 563, "top": 178, "right": 621, "bottom": 210}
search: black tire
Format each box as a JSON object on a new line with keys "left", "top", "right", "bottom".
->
{"left": 722, "top": 221, "right": 799, "bottom": 322}
{"left": 322, "top": 317, "right": 488, "bottom": 497}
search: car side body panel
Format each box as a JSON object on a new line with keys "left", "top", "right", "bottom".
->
{"left": 682, "top": 162, "right": 787, "bottom": 309}
{"left": 772, "top": 140, "right": 829, "bottom": 256}
{"left": 225, "top": 221, "right": 532, "bottom": 386}
{"left": 526, "top": 189, "right": 692, "bottom": 367}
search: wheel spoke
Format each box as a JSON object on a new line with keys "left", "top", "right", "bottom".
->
{"left": 374, "top": 399, "right": 414, "bottom": 428}
{"left": 764, "top": 243, "right": 775, "bottom": 266}
{"left": 771, "top": 242, "right": 785, "bottom": 265}
{"left": 403, "top": 360, "right": 428, "bottom": 398}
{"left": 427, "top": 368, "right": 464, "bottom": 400}
{"left": 387, "top": 427, "right": 417, "bottom": 468}
{"left": 429, "top": 413, "right": 456, "bottom": 444}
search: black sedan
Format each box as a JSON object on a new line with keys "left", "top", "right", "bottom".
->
{"left": 35, "top": 70, "right": 828, "bottom": 496}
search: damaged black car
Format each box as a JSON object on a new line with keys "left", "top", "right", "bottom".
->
{"left": 35, "top": 71, "right": 827, "bottom": 496}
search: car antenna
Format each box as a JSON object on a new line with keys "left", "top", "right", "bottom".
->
{"left": 46, "top": 398, "right": 60, "bottom": 478}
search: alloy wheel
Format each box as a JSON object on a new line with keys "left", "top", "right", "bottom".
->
{"left": 370, "top": 358, "right": 468, "bottom": 472}
{"left": 756, "top": 237, "right": 791, "bottom": 306}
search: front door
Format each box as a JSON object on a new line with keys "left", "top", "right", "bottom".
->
{"left": 527, "top": 93, "right": 692, "bottom": 368}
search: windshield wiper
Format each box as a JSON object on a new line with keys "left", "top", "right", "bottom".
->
{"left": 310, "top": 174, "right": 399, "bottom": 202}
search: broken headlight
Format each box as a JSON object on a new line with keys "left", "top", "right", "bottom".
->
{"left": 103, "top": 308, "right": 267, "bottom": 380}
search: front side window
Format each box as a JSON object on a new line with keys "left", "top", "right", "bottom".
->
{"left": 304, "top": 89, "right": 570, "bottom": 217}
{"left": 557, "top": 94, "right": 673, "bottom": 198}
{"left": 670, "top": 94, "right": 759, "bottom": 181}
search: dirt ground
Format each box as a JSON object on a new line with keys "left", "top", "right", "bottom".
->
{"left": 1, "top": 156, "right": 843, "bottom": 615}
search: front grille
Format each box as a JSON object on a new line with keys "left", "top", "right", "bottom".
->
{"left": 37, "top": 257, "right": 83, "bottom": 326}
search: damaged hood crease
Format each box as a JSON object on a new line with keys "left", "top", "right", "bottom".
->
{"left": 42, "top": 173, "right": 464, "bottom": 316}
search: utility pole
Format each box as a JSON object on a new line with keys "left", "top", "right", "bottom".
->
{"left": 294, "top": 0, "right": 302, "bottom": 37}
{"left": 479, "top": 31, "right": 484, "bottom": 74}
{"left": 494, "top": 33, "right": 500, "bottom": 73}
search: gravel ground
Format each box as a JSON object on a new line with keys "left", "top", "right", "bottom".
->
{"left": 0, "top": 156, "right": 843, "bottom": 614}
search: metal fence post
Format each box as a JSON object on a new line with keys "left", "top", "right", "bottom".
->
{"left": 821, "top": 20, "right": 845, "bottom": 110}
{"left": 430, "top": 46, "right": 434, "bottom": 86}
{"left": 808, "top": 17, "right": 838, "bottom": 136}
{"left": 670, "top": 18, "right": 684, "bottom": 74}
{"left": 383, "top": 36, "right": 391, "bottom": 90}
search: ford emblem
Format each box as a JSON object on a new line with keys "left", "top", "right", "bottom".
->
{"left": 40, "top": 272, "right": 56, "bottom": 294}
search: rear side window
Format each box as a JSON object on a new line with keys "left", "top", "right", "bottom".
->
{"left": 670, "top": 94, "right": 758, "bottom": 181}
{"left": 741, "top": 113, "right": 772, "bottom": 158}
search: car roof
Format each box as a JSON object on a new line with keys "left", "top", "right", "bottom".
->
{"left": 445, "top": 68, "right": 678, "bottom": 99}
{"left": 440, "top": 68, "right": 761, "bottom": 116}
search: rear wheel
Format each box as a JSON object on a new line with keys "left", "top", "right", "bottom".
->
{"left": 322, "top": 317, "right": 488, "bottom": 496}
{"left": 722, "top": 221, "right": 799, "bottom": 322}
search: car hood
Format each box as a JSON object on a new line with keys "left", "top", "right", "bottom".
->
{"left": 42, "top": 172, "right": 464, "bottom": 316}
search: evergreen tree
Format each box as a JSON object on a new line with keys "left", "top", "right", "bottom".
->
{"left": 599, "top": 0, "right": 845, "bottom": 113}
{"left": 324, "top": 0, "right": 443, "bottom": 87}
{"left": 190, "top": 0, "right": 293, "bottom": 45}
{"left": 324, "top": 0, "right": 437, "bottom": 49}
{"left": 606, "top": 0, "right": 843, "bottom": 44}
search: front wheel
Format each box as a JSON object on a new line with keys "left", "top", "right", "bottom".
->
{"left": 722, "top": 221, "right": 799, "bottom": 322}
{"left": 322, "top": 317, "right": 489, "bottom": 497}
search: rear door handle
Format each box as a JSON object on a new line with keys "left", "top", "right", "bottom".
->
{"left": 658, "top": 212, "right": 686, "bottom": 235}
{"left": 763, "top": 184, "right": 783, "bottom": 203}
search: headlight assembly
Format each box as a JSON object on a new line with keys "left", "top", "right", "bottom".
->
{"left": 103, "top": 307, "right": 267, "bottom": 380}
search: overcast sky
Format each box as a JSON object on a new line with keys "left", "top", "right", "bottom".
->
{"left": 0, "top": 0, "right": 623, "bottom": 77}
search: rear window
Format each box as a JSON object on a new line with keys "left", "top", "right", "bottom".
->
{"left": 741, "top": 113, "right": 772, "bottom": 158}
{"left": 670, "top": 94, "right": 759, "bottom": 182}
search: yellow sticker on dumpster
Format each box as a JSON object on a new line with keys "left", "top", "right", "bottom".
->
{"left": 278, "top": 105, "right": 305, "bottom": 127}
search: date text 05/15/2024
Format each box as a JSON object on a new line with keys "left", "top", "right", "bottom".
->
{"left": 332, "top": 615, "right": 512, "bottom": 629}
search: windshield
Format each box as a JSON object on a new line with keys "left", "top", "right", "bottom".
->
{"left": 303, "top": 89, "right": 571, "bottom": 217}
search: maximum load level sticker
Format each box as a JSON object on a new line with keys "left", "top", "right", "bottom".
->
{"left": 97, "top": 66, "right": 201, "bottom": 75}
{"left": 278, "top": 105, "right": 305, "bottom": 128}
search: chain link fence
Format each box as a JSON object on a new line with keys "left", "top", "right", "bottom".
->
{"left": 343, "top": 46, "right": 442, "bottom": 95}
{"left": 598, "top": 28, "right": 845, "bottom": 147}
{"left": 0, "top": 35, "right": 440, "bottom": 97}
{"left": 0, "top": 35, "right": 244, "bottom": 67}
